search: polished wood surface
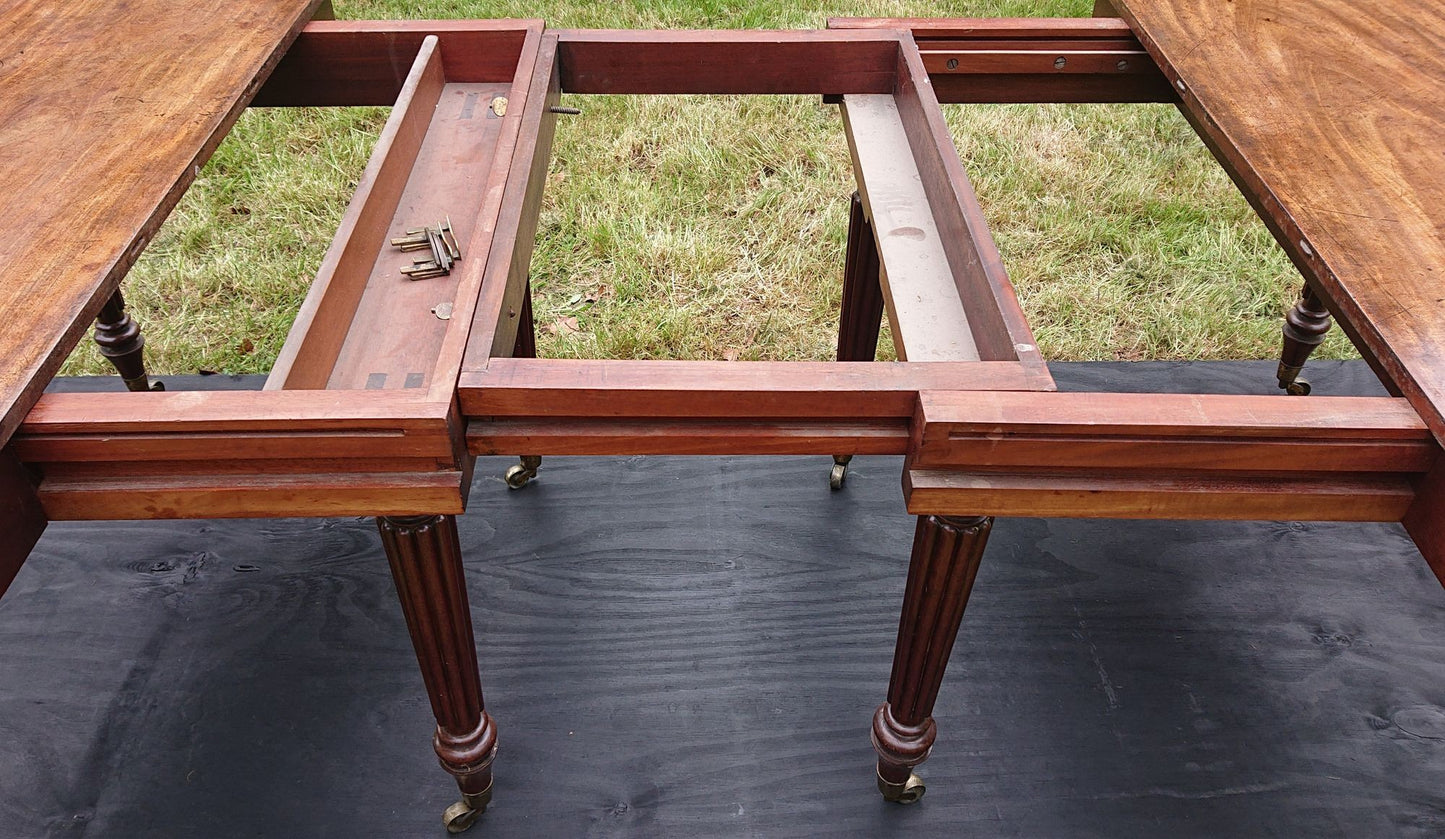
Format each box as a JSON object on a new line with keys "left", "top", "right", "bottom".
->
{"left": 1116, "top": 0, "right": 1445, "bottom": 441}
{"left": 0, "top": 0, "right": 320, "bottom": 446}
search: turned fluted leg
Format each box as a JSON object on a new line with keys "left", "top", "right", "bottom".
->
{"left": 873, "top": 514, "right": 993, "bottom": 804}
{"left": 504, "top": 281, "right": 542, "bottom": 490}
{"left": 1277, "top": 282, "right": 1332, "bottom": 396}
{"left": 831, "top": 191, "right": 885, "bottom": 490}
{"left": 93, "top": 289, "right": 162, "bottom": 392}
{"left": 378, "top": 514, "right": 497, "bottom": 834}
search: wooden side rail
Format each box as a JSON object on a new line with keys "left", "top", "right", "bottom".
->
{"left": 828, "top": 17, "right": 1173, "bottom": 103}
{"left": 12, "top": 390, "right": 466, "bottom": 520}
{"left": 906, "top": 391, "right": 1436, "bottom": 521}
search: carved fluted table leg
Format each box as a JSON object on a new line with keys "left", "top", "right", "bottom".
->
{"left": 504, "top": 280, "right": 542, "bottom": 489}
{"left": 377, "top": 514, "right": 497, "bottom": 834}
{"left": 873, "top": 514, "right": 993, "bottom": 804}
{"left": 93, "top": 289, "right": 163, "bottom": 391}
{"left": 831, "top": 191, "right": 885, "bottom": 490}
{"left": 1277, "top": 282, "right": 1332, "bottom": 396}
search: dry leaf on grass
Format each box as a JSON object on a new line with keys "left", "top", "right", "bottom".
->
{"left": 542, "top": 316, "right": 582, "bottom": 336}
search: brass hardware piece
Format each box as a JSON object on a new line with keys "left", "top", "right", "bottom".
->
{"left": 490, "top": 96, "right": 507, "bottom": 117}
{"left": 442, "top": 781, "right": 493, "bottom": 833}
{"left": 432, "top": 301, "right": 454, "bottom": 320}
{"left": 392, "top": 218, "right": 463, "bottom": 279}
{"left": 877, "top": 769, "right": 926, "bottom": 804}
{"left": 505, "top": 455, "right": 542, "bottom": 489}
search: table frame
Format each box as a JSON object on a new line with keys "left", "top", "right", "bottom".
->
{"left": 5, "top": 13, "right": 1444, "bottom": 831}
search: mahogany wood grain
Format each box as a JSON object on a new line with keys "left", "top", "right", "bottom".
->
{"left": 1403, "top": 463, "right": 1445, "bottom": 588}
{"left": 1115, "top": 0, "right": 1445, "bottom": 443}
{"left": 554, "top": 29, "right": 901, "bottom": 95}
{"left": 459, "top": 359, "right": 1054, "bottom": 420}
{"left": 830, "top": 17, "right": 1143, "bottom": 39}
{"left": 466, "top": 35, "right": 561, "bottom": 364}
{"left": 1277, "top": 283, "right": 1334, "bottom": 392}
{"left": 891, "top": 38, "right": 1044, "bottom": 367}
{"left": 0, "top": 0, "right": 320, "bottom": 447}
{"left": 911, "top": 391, "right": 1436, "bottom": 474}
{"left": 905, "top": 468, "right": 1417, "bottom": 522}
{"left": 842, "top": 93, "right": 980, "bottom": 362}
{"left": 324, "top": 71, "right": 512, "bottom": 391}
{"left": 0, "top": 451, "right": 46, "bottom": 599}
{"left": 827, "top": 17, "right": 1172, "bottom": 103}
{"left": 254, "top": 20, "right": 538, "bottom": 106}
{"left": 92, "top": 290, "right": 158, "bottom": 392}
{"left": 836, "top": 192, "right": 886, "bottom": 363}
{"left": 377, "top": 515, "right": 497, "bottom": 805}
{"left": 267, "top": 38, "right": 447, "bottom": 390}
{"left": 37, "top": 469, "right": 466, "bottom": 521}
{"left": 424, "top": 26, "right": 546, "bottom": 405}
{"left": 874, "top": 514, "right": 992, "bottom": 792}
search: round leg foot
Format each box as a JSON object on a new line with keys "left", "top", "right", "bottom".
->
{"left": 1285, "top": 378, "right": 1311, "bottom": 396}
{"left": 877, "top": 770, "right": 926, "bottom": 804}
{"left": 443, "top": 785, "right": 493, "bottom": 834}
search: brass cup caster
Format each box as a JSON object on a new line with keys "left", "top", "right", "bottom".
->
{"left": 122, "top": 375, "right": 165, "bottom": 392}
{"left": 1276, "top": 362, "right": 1310, "bottom": 396}
{"left": 878, "top": 770, "right": 926, "bottom": 804}
{"left": 443, "top": 785, "right": 493, "bottom": 834}
{"left": 504, "top": 455, "right": 542, "bottom": 490}
{"left": 830, "top": 455, "right": 852, "bottom": 491}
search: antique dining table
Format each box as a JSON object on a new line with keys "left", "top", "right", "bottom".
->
{"left": 2, "top": 0, "right": 1442, "bottom": 832}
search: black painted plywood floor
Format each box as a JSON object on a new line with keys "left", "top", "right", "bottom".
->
{"left": 5, "top": 362, "right": 1445, "bottom": 837}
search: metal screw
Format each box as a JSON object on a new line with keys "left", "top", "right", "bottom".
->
{"left": 548, "top": 106, "right": 582, "bottom": 115}
{"left": 1054, "top": 56, "right": 1067, "bottom": 69}
{"left": 946, "top": 58, "right": 958, "bottom": 70}
{"left": 1116, "top": 59, "right": 1130, "bottom": 71}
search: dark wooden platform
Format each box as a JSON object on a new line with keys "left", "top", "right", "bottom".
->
{"left": 5, "top": 362, "right": 1444, "bottom": 837}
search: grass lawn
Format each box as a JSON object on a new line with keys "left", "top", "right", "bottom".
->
{"left": 61, "top": 0, "right": 1358, "bottom": 376}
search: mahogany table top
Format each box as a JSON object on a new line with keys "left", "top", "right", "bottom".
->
{"left": 0, "top": 0, "right": 320, "bottom": 446}
{"left": 1118, "top": 0, "right": 1445, "bottom": 441}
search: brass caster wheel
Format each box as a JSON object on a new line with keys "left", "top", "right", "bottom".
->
{"left": 878, "top": 770, "right": 926, "bottom": 804}
{"left": 443, "top": 801, "right": 479, "bottom": 834}
{"left": 504, "top": 455, "right": 542, "bottom": 490}
{"left": 1285, "top": 378, "right": 1311, "bottom": 396}
{"left": 829, "top": 462, "right": 848, "bottom": 491}
{"left": 443, "top": 786, "right": 493, "bottom": 834}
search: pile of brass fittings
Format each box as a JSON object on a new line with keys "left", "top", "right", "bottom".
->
{"left": 392, "top": 217, "right": 461, "bottom": 280}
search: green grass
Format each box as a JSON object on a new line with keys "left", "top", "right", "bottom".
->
{"left": 61, "top": 0, "right": 1357, "bottom": 376}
